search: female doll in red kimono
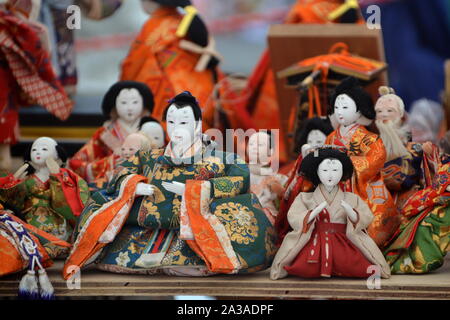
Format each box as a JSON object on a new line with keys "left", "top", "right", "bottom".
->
{"left": 275, "top": 117, "right": 333, "bottom": 245}
{"left": 271, "top": 148, "right": 390, "bottom": 280}
{"left": 325, "top": 77, "right": 399, "bottom": 248}
{"left": 69, "top": 81, "right": 154, "bottom": 183}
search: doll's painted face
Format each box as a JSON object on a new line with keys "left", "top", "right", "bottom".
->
{"left": 141, "top": 121, "right": 165, "bottom": 148}
{"left": 306, "top": 130, "right": 327, "bottom": 148}
{"left": 140, "top": 0, "right": 160, "bottom": 14}
{"left": 248, "top": 132, "right": 272, "bottom": 165}
{"left": 116, "top": 88, "right": 144, "bottom": 124}
{"left": 334, "top": 94, "right": 360, "bottom": 126}
{"left": 30, "top": 137, "right": 58, "bottom": 167}
{"left": 318, "top": 158, "right": 343, "bottom": 189}
{"left": 166, "top": 104, "right": 199, "bottom": 149}
{"left": 120, "top": 134, "right": 143, "bottom": 159}
{"left": 375, "top": 97, "right": 402, "bottom": 122}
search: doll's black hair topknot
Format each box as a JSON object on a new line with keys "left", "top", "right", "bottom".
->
{"left": 329, "top": 76, "right": 375, "bottom": 120}
{"left": 101, "top": 81, "right": 154, "bottom": 118}
{"left": 163, "top": 91, "right": 202, "bottom": 121}
{"left": 299, "top": 147, "right": 354, "bottom": 186}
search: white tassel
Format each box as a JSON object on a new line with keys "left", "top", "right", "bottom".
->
{"left": 38, "top": 269, "right": 54, "bottom": 300}
{"left": 18, "top": 270, "right": 39, "bottom": 299}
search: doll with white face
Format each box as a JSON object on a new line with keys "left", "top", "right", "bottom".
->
{"left": 271, "top": 148, "right": 390, "bottom": 280}
{"left": 247, "top": 131, "right": 287, "bottom": 220}
{"left": 276, "top": 117, "right": 333, "bottom": 245}
{"left": 65, "top": 91, "right": 277, "bottom": 279}
{"left": 326, "top": 77, "right": 399, "bottom": 248}
{"left": 69, "top": 81, "right": 154, "bottom": 183}
{"left": 0, "top": 137, "right": 89, "bottom": 257}
{"left": 139, "top": 117, "right": 166, "bottom": 149}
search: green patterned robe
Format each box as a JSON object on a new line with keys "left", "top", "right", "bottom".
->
{"left": 76, "top": 147, "right": 277, "bottom": 275}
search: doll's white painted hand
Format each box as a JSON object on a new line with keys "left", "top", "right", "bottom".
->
{"left": 446, "top": 185, "right": 450, "bottom": 192}
{"left": 308, "top": 200, "right": 327, "bottom": 223}
{"left": 13, "top": 163, "right": 29, "bottom": 180}
{"left": 46, "top": 157, "right": 60, "bottom": 174}
{"left": 341, "top": 200, "right": 357, "bottom": 223}
{"left": 136, "top": 183, "right": 154, "bottom": 196}
{"left": 162, "top": 181, "right": 185, "bottom": 196}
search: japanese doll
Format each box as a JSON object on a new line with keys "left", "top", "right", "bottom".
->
{"left": 325, "top": 77, "right": 399, "bottom": 248}
{"left": 69, "top": 81, "right": 154, "bottom": 183}
{"left": 0, "top": 207, "right": 71, "bottom": 299}
{"left": 270, "top": 148, "right": 390, "bottom": 280}
{"left": 0, "top": 137, "right": 89, "bottom": 258}
{"left": 88, "top": 132, "right": 153, "bottom": 192}
{"left": 121, "top": 0, "right": 221, "bottom": 128}
{"left": 247, "top": 131, "right": 288, "bottom": 223}
{"left": 139, "top": 116, "right": 167, "bottom": 149}
{"left": 275, "top": 117, "right": 333, "bottom": 245}
{"left": 375, "top": 86, "right": 423, "bottom": 193}
{"left": 384, "top": 153, "right": 450, "bottom": 274}
{"left": 0, "top": 0, "right": 73, "bottom": 171}
{"left": 62, "top": 91, "right": 276, "bottom": 279}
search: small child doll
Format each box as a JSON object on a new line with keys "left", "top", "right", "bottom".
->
{"left": 271, "top": 148, "right": 390, "bottom": 280}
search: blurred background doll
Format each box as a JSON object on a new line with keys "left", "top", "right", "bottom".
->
{"left": 375, "top": 86, "right": 423, "bottom": 197}
{"left": 326, "top": 77, "right": 399, "bottom": 248}
{"left": 247, "top": 131, "right": 287, "bottom": 223}
{"left": 69, "top": 81, "right": 154, "bottom": 183}
{"left": 139, "top": 116, "right": 167, "bottom": 149}
{"left": 270, "top": 148, "right": 390, "bottom": 280}
{"left": 0, "top": 0, "right": 73, "bottom": 172}
{"left": 121, "top": 0, "right": 222, "bottom": 129}
{"left": 275, "top": 116, "right": 333, "bottom": 246}
{"left": 0, "top": 137, "right": 89, "bottom": 258}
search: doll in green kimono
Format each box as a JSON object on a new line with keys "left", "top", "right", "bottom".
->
{"left": 0, "top": 137, "right": 90, "bottom": 258}
{"left": 63, "top": 91, "right": 276, "bottom": 279}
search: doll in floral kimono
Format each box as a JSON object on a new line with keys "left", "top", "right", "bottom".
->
{"left": 63, "top": 91, "right": 276, "bottom": 279}
{"left": 121, "top": 0, "right": 221, "bottom": 128}
{"left": 384, "top": 153, "right": 450, "bottom": 274}
{"left": 0, "top": 137, "right": 89, "bottom": 258}
{"left": 247, "top": 131, "right": 288, "bottom": 223}
{"left": 276, "top": 117, "right": 333, "bottom": 245}
{"left": 69, "top": 81, "right": 154, "bottom": 183}
{"left": 271, "top": 148, "right": 390, "bottom": 280}
{"left": 326, "top": 77, "right": 399, "bottom": 248}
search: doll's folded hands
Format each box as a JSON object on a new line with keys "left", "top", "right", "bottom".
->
{"left": 46, "top": 158, "right": 61, "bottom": 175}
{"left": 136, "top": 183, "right": 155, "bottom": 196}
{"left": 341, "top": 200, "right": 357, "bottom": 223}
{"left": 162, "top": 181, "right": 185, "bottom": 196}
{"left": 307, "top": 200, "right": 327, "bottom": 223}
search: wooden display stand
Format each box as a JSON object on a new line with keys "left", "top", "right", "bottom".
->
{"left": 1, "top": 258, "right": 450, "bottom": 299}
{"left": 267, "top": 24, "right": 387, "bottom": 158}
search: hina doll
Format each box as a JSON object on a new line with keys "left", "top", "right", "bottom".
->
{"left": 69, "top": 81, "right": 154, "bottom": 182}
{"left": 63, "top": 91, "right": 276, "bottom": 279}
{"left": 374, "top": 87, "right": 424, "bottom": 196}
{"left": 247, "top": 131, "right": 288, "bottom": 223}
{"left": 0, "top": 207, "right": 71, "bottom": 299}
{"left": 325, "top": 77, "right": 399, "bottom": 248}
{"left": 384, "top": 153, "right": 450, "bottom": 274}
{"left": 89, "top": 132, "right": 153, "bottom": 192}
{"left": 275, "top": 117, "right": 333, "bottom": 245}
{"left": 139, "top": 116, "right": 166, "bottom": 149}
{"left": 0, "top": 137, "right": 89, "bottom": 258}
{"left": 121, "top": 0, "right": 221, "bottom": 128}
{"left": 270, "top": 148, "right": 390, "bottom": 280}
{"left": 0, "top": 0, "right": 73, "bottom": 171}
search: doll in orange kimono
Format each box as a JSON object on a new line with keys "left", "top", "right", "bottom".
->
{"left": 325, "top": 77, "right": 400, "bottom": 248}
{"left": 270, "top": 148, "right": 390, "bottom": 280}
{"left": 121, "top": 0, "right": 221, "bottom": 128}
{"left": 69, "top": 81, "right": 154, "bottom": 183}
